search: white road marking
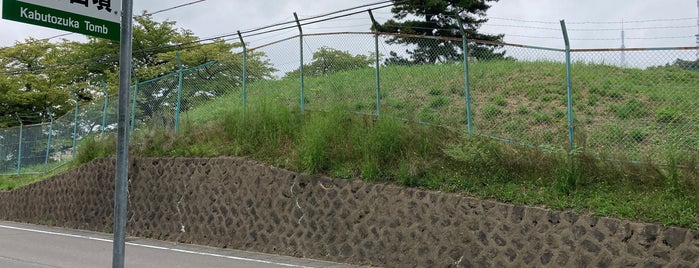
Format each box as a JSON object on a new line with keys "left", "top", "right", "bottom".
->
{"left": 0, "top": 224, "right": 312, "bottom": 268}
{"left": 0, "top": 255, "right": 58, "bottom": 268}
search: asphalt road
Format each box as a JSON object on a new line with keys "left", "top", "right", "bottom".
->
{"left": 0, "top": 221, "right": 360, "bottom": 268}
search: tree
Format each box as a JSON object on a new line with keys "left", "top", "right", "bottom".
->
{"left": 0, "top": 39, "right": 74, "bottom": 127}
{"left": 0, "top": 13, "right": 276, "bottom": 128}
{"left": 285, "top": 47, "right": 373, "bottom": 78}
{"left": 374, "top": 0, "right": 503, "bottom": 64}
{"left": 668, "top": 59, "right": 699, "bottom": 71}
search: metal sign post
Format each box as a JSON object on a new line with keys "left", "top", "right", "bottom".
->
{"left": 113, "top": 0, "right": 133, "bottom": 267}
{"left": 2, "top": 0, "right": 132, "bottom": 266}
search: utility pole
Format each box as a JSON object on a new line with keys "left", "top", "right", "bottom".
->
{"left": 621, "top": 19, "right": 626, "bottom": 67}
{"left": 696, "top": 0, "right": 698, "bottom": 59}
{"left": 113, "top": 0, "right": 134, "bottom": 267}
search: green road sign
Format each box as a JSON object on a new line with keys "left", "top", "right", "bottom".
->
{"left": 2, "top": 0, "right": 121, "bottom": 40}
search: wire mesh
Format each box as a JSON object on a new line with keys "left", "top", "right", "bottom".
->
{"left": 302, "top": 33, "right": 377, "bottom": 115}
{"left": 2, "top": 30, "right": 698, "bottom": 175}
{"left": 19, "top": 124, "right": 49, "bottom": 174}
{"left": 135, "top": 74, "right": 180, "bottom": 131}
{"left": 75, "top": 98, "right": 108, "bottom": 140}
{"left": 0, "top": 127, "right": 20, "bottom": 175}
{"left": 378, "top": 35, "right": 465, "bottom": 126}
{"left": 50, "top": 112, "right": 76, "bottom": 168}
{"left": 470, "top": 42, "right": 569, "bottom": 149}
{"left": 571, "top": 48, "right": 699, "bottom": 160}
{"left": 246, "top": 38, "right": 301, "bottom": 109}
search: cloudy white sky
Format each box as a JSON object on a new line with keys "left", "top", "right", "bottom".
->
{"left": 1, "top": 0, "right": 698, "bottom": 50}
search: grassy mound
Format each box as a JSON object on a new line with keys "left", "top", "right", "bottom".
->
{"left": 10, "top": 60, "right": 699, "bottom": 228}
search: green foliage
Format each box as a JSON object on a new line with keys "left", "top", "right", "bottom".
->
{"left": 482, "top": 104, "right": 502, "bottom": 119}
{"left": 429, "top": 96, "right": 449, "bottom": 108}
{"left": 492, "top": 94, "right": 507, "bottom": 107}
{"left": 377, "top": 0, "right": 503, "bottom": 64}
{"left": 517, "top": 105, "right": 529, "bottom": 115}
{"left": 533, "top": 112, "right": 553, "bottom": 124}
{"left": 428, "top": 87, "right": 443, "bottom": 96}
{"left": 75, "top": 135, "right": 117, "bottom": 164}
{"left": 203, "top": 102, "right": 299, "bottom": 162}
{"left": 0, "top": 39, "right": 75, "bottom": 127}
{"left": 0, "top": 179, "right": 19, "bottom": 190}
{"left": 285, "top": 47, "right": 372, "bottom": 78}
{"left": 630, "top": 128, "right": 650, "bottom": 143}
{"left": 418, "top": 108, "right": 442, "bottom": 123}
{"left": 656, "top": 106, "right": 684, "bottom": 124}
{"left": 667, "top": 58, "right": 699, "bottom": 71}
{"left": 0, "top": 13, "right": 275, "bottom": 128}
{"left": 610, "top": 99, "right": 648, "bottom": 119}
{"left": 299, "top": 111, "right": 349, "bottom": 172}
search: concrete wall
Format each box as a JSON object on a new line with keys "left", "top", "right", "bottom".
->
{"left": 1, "top": 157, "right": 697, "bottom": 267}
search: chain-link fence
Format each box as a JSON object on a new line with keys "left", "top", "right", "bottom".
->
{"left": 2, "top": 28, "right": 698, "bottom": 175}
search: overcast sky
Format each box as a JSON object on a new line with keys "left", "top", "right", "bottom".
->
{"left": 1, "top": 0, "right": 698, "bottom": 50}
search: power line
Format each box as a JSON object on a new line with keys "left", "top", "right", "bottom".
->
{"left": 304, "top": 24, "right": 371, "bottom": 31}
{"left": 481, "top": 24, "right": 561, "bottom": 31}
{"left": 161, "top": 1, "right": 396, "bottom": 47}
{"left": 488, "top": 17, "right": 559, "bottom": 25}
{"left": 489, "top": 16, "right": 699, "bottom": 25}
{"left": 491, "top": 33, "right": 697, "bottom": 41}
{"left": 567, "top": 17, "right": 699, "bottom": 24}
{"left": 240, "top": 3, "right": 395, "bottom": 39}
{"left": 146, "top": 0, "right": 207, "bottom": 16}
{"left": 484, "top": 24, "right": 698, "bottom": 32}
{"left": 1, "top": 2, "right": 399, "bottom": 74}
{"left": 296, "top": 0, "right": 394, "bottom": 21}
{"left": 238, "top": 0, "right": 394, "bottom": 35}
{"left": 570, "top": 25, "right": 697, "bottom": 31}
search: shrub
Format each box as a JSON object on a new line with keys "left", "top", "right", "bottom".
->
{"left": 428, "top": 87, "right": 443, "bottom": 96}
{"left": 611, "top": 99, "right": 648, "bottom": 119}
{"left": 656, "top": 106, "right": 684, "bottom": 124}
{"left": 430, "top": 96, "right": 449, "bottom": 109}
{"left": 482, "top": 104, "right": 502, "bottom": 119}
{"left": 76, "top": 135, "right": 116, "bottom": 164}
{"left": 492, "top": 94, "right": 507, "bottom": 107}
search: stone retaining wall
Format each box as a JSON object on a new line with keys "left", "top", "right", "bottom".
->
{"left": 1, "top": 157, "right": 697, "bottom": 267}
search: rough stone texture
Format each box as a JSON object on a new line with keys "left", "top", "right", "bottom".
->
{"left": 1, "top": 157, "right": 698, "bottom": 267}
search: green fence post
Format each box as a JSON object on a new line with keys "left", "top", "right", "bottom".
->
{"left": 100, "top": 80, "right": 108, "bottom": 137}
{"left": 72, "top": 94, "right": 79, "bottom": 157}
{"left": 15, "top": 113, "right": 22, "bottom": 175}
{"left": 560, "top": 20, "right": 574, "bottom": 152}
{"left": 369, "top": 10, "right": 381, "bottom": 116}
{"left": 44, "top": 108, "right": 54, "bottom": 174}
{"left": 174, "top": 52, "right": 183, "bottom": 134}
{"left": 237, "top": 31, "right": 247, "bottom": 109}
{"left": 130, "top": 79, "right": 138, "bottom": 136}
{"left": 293, "top": 12, "right": 305, "bottom": 114}
{"left": 457, "top": 16, "right": 473, "bottom": 137}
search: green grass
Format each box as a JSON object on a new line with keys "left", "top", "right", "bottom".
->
{"left": 74, "top": 103, "right": 699, "bottom": 228}
{"left": 216, "top": 60, "right": 699, "bottom": 162}
{"left": 6, "top": 60, "right": 699, "bottom": 229}
{"left": 0, "top": 161, "right": 79, "bottom": 190}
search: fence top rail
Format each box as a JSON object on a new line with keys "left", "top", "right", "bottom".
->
{"left": 248, "top": 35, "right": 299, "bottom": 52}
{"left": 248, "top": 31, "right": 566, "bottom": 52}
{"left": 376, "top": 31, "right": 566, "bottom": 52}
{"left": 252, "top": 31, "right": 698, "bottom": 54}
{"left": 135, "top": 60, "right": 218, "bottom": 86}
{"left": 0, "top": 121, "right": 50, "bottom": 131}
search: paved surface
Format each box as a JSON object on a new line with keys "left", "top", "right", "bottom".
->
{"left": 0, "top": 221, "right": 361, "bottom": 268}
